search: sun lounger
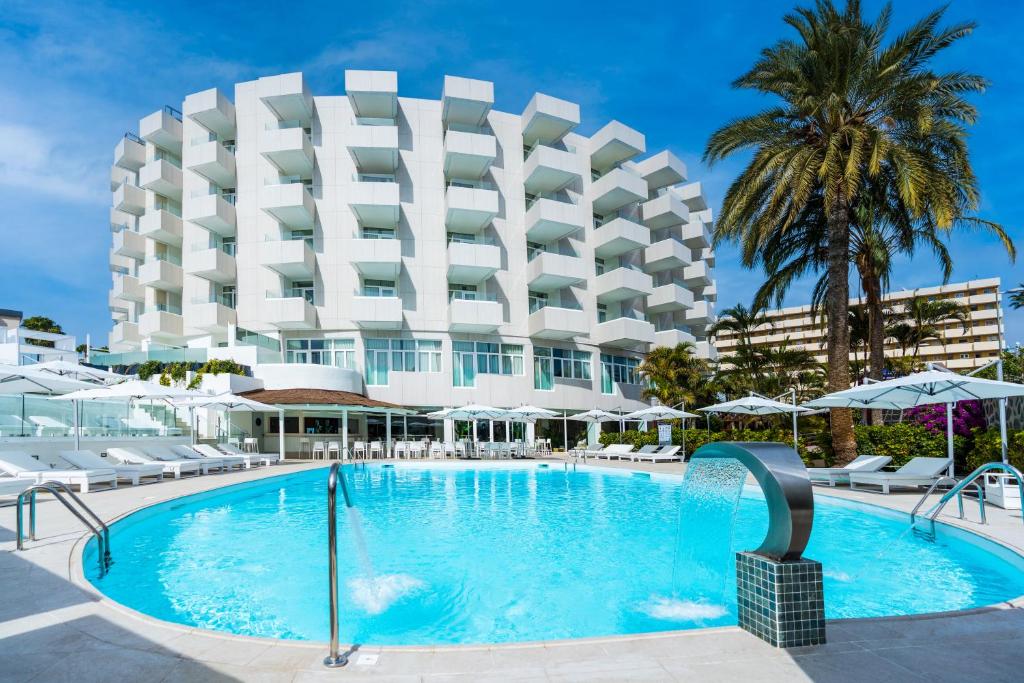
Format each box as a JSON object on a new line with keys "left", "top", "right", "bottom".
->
{"left": 28, "top": 415, "right": 69, "bottom": 437}
{"left": 848, "top": 457, "right": 952, "bottom": 494}
{"left": 633, "top": 445, "right": 682, "bottom": 462}
{"left": 107, "top": 447, "right": 203, "bottom": 479}
{"left": 0, "top": 450, "right": 117, "bottom": 493}
{"left": 0, "top": 476, "right": 35, "bottom": 497}
{"left": 808, "top": 455, "right": 892, "bottom": 487}
{"left": 170, "top": 445, "right": 245, "bottom": 471}
{"left": 592, "top": 444, "right": 635, "bottom": 460}
{"left": 142, "top": 445, "right": 227, "bottom": 473}
{"left": 59, "top": 450, "right": 164, "bottom": 486}
{"left": 215, "top": 443, "right": 281, "bottom": 467}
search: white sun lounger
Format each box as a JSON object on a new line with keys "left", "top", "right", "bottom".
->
{"left": 0, "top": 450, "right": 117, "bottom": 493}
{"left": 592, "top": 444, "right": 635, "bottom": 460}
{"left": 59, "top": 450, "right": 165, "bottom": 486}
{"left": 0, "top": 476, "right": 35, "bottom": 497}
{"left": 107, "top": 447, "right": 203, "bottom": 479}
{"left": 849, "top": 457, "right": 952, "bottom": 494}
{"left": 808, "top": 455, "right": 892, "bottom": 486}
{"left": 214, "top": 443, "right": 281, "bottom": 468}
{"left": 170, "top": 445, "right": 245, "bottom": 471}
{"left": 143, "top": 445, "right": 227, "bottom": 473}
{"left": 633, "top": 445, "right": 682, "bottom": 462}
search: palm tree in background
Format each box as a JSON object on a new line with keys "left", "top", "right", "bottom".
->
{"left": 705, "top": 1, "right": 995, "bottom": 463}
{"left": 638, "top": 342, "right": 713, "bottom": 409}
{"left": 896, "top": 295, "right": 970, "bottom": 359}
{"left": 1010, "top": 286, "right": 1024, "bottom": 310}
{"left": 708, "top": 303, "right": 773, "bottom": 349}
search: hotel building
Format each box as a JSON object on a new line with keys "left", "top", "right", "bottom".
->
{"left": 105, "top": 70, "right": 717, "bottom": 432}
{"left": 713, "top": 278, "right": 1004, "bottom": 371}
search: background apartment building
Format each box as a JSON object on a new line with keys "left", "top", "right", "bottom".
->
{"left": 714, "top": 278, "right": 1003, "bottom": 372}
{"left": 106, "top": 71, "right": 717, "bottom": 413}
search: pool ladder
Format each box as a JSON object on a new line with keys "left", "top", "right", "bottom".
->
{"left": 910, "top": 463, "right": 1024, "bottom": 540}
{"left": 15, "top": 481, "right": 112, "bottom": 576}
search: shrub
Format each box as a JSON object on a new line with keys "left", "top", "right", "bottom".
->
{"left": 186, "top": 359, "right": 248, "bottom": 390}
{"left": 853, "top": 422, "right": 960, "bottom": 469}
{"left": 965, "top": 427, "right": 1024, "bottom": 472}
{"left": 905, "top": 400, "right": 986, "bottom": 437}
{"left": 138, "top": 360, "right": 162, "bottom": 381}
{"left": 599, "top": 427, "right": 815, "bottom": 462}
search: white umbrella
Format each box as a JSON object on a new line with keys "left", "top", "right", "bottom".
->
{"left": 0, "top": 365, "right": 95, "bottom": 442}
{"left": 445, "top": 404, "right": 509, "bottom": 420}
{"left": 567, "top": 409, "right": 621, "bottom": 423}
{"left": 504, "top": 405, "right": 559, "bottom": 445}
{"left": 176, "top": 392, "right": 279, "bottom": 452}
{"left": 699, "top": 394, "right": 811, "bottom": 450}
{"left": 622, "top": 405, "right": 699, "bottom": 420}
{"left": 30, "top": 359, "right": 129, "bottom": 385}
{"left": 805, "top": 369, "right": 1024, "bottom": 474}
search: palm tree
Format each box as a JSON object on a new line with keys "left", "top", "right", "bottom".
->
{"left": 848, "top": 305, "right": 870, "bottom": 378}
{"left": 708, "top": 303, "right": 773, "bottom": 350}
{"left": 638, "top": 342, "right": 713, "bottom": 408}
{"left": 705, "top": 1, "right": 992, "bottom": 463}
{"left": 896, "top": 295, "right": 970, "bottom": 359}
{"left": 1010, "top": 286, "right": 1024, "bottom": 310}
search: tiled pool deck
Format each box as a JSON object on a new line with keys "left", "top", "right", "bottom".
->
{"left": 1, "top": 457, "right": 1022, "bottom": 682}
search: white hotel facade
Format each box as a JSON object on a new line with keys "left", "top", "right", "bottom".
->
{"left": 106, "top": 71, "right": 717, "bottom": 416}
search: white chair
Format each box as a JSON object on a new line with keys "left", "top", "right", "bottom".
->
{"left": 409, "top": 441, "right": 425, "bottom": 459}
{"left": 243, "top": 437, "right": 259, "bottom": 453}
{"left": 312, "top": 442, "right": 326, "bottom": 460}
{"left": 0, "top": 450, "right": 118, "bottom": 493}
{"left": 327, "top": 441, "right": 342, "bottom": 460}
{"left": 353, "top": 441, "right": 367, "bottom": 459}
{"left": 394, "top": 441, "right": 408, "bottom": 459}
{"left": 849, "top": 457, "right": 952, "bottom": 494}
{"left": 107, "top": 447, "right": 203, "bottom": 479}
{"left": 218, "top": 443, "right": 281, "bottom": 466}
{"left": 809, "top": 455, "right": 892, "bottom": 486}
{"left": 299, "top": 438, "right": 313, "bottom": 459}
{"left": 370, "top": 441, "right": 383, "bottom": 459}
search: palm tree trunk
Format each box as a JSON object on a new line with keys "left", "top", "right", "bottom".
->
{"left": 864, "top": 274, "right": 885, "bottom": 426}
{"left": 826, "top": 199, "right": 857, "bottom": 464}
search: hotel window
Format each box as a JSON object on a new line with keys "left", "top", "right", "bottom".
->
{"left": 534, "top": 347, "right": 591, "bottom": 390}
{"left": 365, "top": 338, "right": 441, "bottom": 387}
{"left": 286, "top": 338, "right": 355, "bottom": 369}
{"left": 528, "top": 291, "right": 548, "bottom": 313}
{"left": 288, "top": 280, "right": 315, "bottom": 304}
{"left": 597, "top": 303, "right": 608, "bottom": 324}
{"left": 452, "top": 342, "right": 523, "bottom": 388}
{"left": 362, "top": 279, "right": 396, "bottom": 297}
{"left": 218, "top": 284, "right": 236, "bottom": 309}
{"left": 600, "top": 354, "right": 640, "bottom": 394}
{"left": 449, "top": 284, "right": 478, "bottom": 301}
{"left": 447, "top": 231, "right": 477, "bottom": 244}
{"left": 595, "top": 257, "right": 606, "bottom": 276}
{"left": 362, "top": 227, "right": 395, "bottom": 240}
{"left": 453, "top": 341, "right": 476, "bottom": 387}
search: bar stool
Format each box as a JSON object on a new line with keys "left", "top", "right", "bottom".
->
{"left": 312, "top": 441, "right": 326, "bottom": 460}
{"left": 299, "top": 438, "right": 313, "bottom": 459}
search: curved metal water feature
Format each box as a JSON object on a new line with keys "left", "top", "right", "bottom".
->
{"left": 690, "top": 441, "right": 814, "bottom": 561}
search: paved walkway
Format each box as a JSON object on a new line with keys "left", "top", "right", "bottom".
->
{"left": 1, "top": 457, "right": 1022, "bottom": 682}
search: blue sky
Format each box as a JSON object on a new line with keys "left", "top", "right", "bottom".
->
{"left": 1, "top": 0, "right": 1021, "bottom": 346}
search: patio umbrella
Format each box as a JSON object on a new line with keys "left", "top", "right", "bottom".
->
{"left": 622, "top": 405, "right": 699, "bottom": 421}
{"left": 0, "top": 365, "right": 96, "bottom": 443}
{"left": 698, "top": 394, "right": 810, "bottom": 450}
{"left": 805, "top": 369, "right": 1024, "bottom": 474}
{"left": 428, "top": 404, "right": 509, "bottom": 442}
{"left": 176, "top": 392, "right": 280, "bottom": 454}
{"left": 567, "top": 409, "right": 624, "bottom": 447}
{"left": 30, "top": 359, "right": 128, "bottom": 385}
{"left": 504, "top": 405, "right": 559, "bottom": 446}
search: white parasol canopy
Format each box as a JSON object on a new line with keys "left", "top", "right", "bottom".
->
{"left": 30, "top": 360, "right": 128, "bottom": 385}
{"left": 566, "top": 409, "right": 621, "bottom": 423}
{"left": 0, "top": 364, "right": 95, "bottom": 395}
{"left": 504, "top": 405, "right": 559, "bottom": 423}
{"left": 700, "top": 393, "right": 810, "bottom": 450}
{"left": 622, "top": 405, "right": 699, "bottom": 420}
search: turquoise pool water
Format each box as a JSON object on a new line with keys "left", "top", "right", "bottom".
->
{"left": 85, "top": 463, "right": 1024, "bottom": 645}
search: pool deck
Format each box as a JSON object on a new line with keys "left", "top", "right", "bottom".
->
{"left": 1, "top": 457, "right": 1022, "bottom": 682}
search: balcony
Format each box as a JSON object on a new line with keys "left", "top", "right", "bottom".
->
{"left": 258, "top": 239, "right": 315, "bottom": 278}
{"left": 674, "top": 182, "right": 708, "bottom": 211}
{"left": 588, "top": 168, "right": 647, "bottom": 215}
{"left": 445, "top": 184, "right": 498, "bottom": 232}
{"left": 110, "top": 208, "right": 136, "bottom": 232}
{"left": 112, "top": 274, "right": 144, "bottom": 303}
{"left": 589, "top": 121, "right": 645, "bottom": 170}
{"left": 525, "top": 198, "right": 582, "bottom": 243}
{"left": 261, "top": 126, "right": 314, "bottom": 176}
{"left": 685, "top": 301, "right": 715, "bottom": 325}
{"left": 522, "top": 93, "right": 580, "bottom": 146}
{"left": 139, "top": 107, "right": 183, "bottom": 153}
{"left": 695, "top": 340, "right": 719, "bottom": 361}
{"left": 139, "top": 210, "right": 183, "bottom": 246}
{"left": 654, "top": 328, "right": 697, "bottom": 349}
{"left": 446, "top": 241, "right": 501, "bottom": 284}
{"left": 138, "top": 259, "right": 183, "bottom": 292}
{"left": 682, "top": 218, "right": 712, "bottom": 249}
{"left": 348, "top": 179, "right": 400, "bottom": 228}
{"left": 593, "top": 218, "right": 649, "bottom": 258}
{"left": 347, "top": 123, "right": 399, "bottom": 173}
{"left": 642, "top": 193, "right": 690, "bottom": 229}
{"left": 139, "top": 159, "right": 183, "bottom": 200}
{"left": 184, "top": 193, "right": 236, "bottom": 236}
{"left": 110, "top": 321, "right": 140, "bottom": 348}
{"left": 113, "top": 184, "right": 146, "bottom": 216}
{"left": 644, "top": 239, "right": 691, "bottom": 273}
{"left": 442, "top": 75, "right": 494, "bottom": 126}
{"left": 114, "top": 134, "right": 146, "bottom": 171}
{"left": 443, "top": 128, "right": 496, "bottom": 179}
{"left": 351, "top": 295, "right": 402, "bottom": 329}
{"left": 527, "top": 305, "right": 589, "bottom": 340}
{"left": 682, "top": 261, "right": 712, "bottom": 287}
{"left": 592, "top": 317, "right": 655, "bottom": 349}
{"left": 110, "top": 165, "right": 135, "bottom": 191}
{"left": 632, "top": 151, "right": 687, "bottom": 191}
{"left": 351, "top": 238, "right": 402, "bottom": 279}
{"left": 448, "top": 297, "right": 502, "bottom": 333}
{"left": 112, "top": 228, "right": 145, "bottom": 260}
{"left": 647, "top": 283, "right": 695, "bottom": 314}
{"left": 188, "top": 140, "right": 236, "bottom": 186}
{"left": 700, "top": 247, "right": 715, "bottom": 267}
{"left": 260, "top": 183, "right": 315, "bottom": 229}
{"left": 702, "top": 283, "right": 717, "bottom": 302}
{"left": 594, "top": 267, "right": 653, "bottom": 303}
{"left": 345, "top": 70, "right": 398, "bottom": 118}
{"left": 188, "top": 301, "right": 236, "bottom": 332}
{"left": 183, "top": 88, "right": 235, "bottom": 138}
{"left": 257, "top": 72, "right": 313, "bottom": 124}
{"left": 265, "top": 295, "right": 317, "bottom": 330}
{"left": 526, "top": 252, "right": 587, "bottom": 291}
{"left": 139, "top": 309, "right": 184, "bottom": 341}
{"left": 523, "top": 145, "right": 580, "bottom": 193}
{"left": 185, "top": 247, "right": 236, "bottom": 283}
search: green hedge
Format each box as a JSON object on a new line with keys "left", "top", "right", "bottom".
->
{"left": 852, "top": 423, "right": 965, "bottom": 469}
{"left": 598, "top": 428, "right": 814, "bottom": 463}
{"left": 965, "top": 428, "right": 1024, "bottom": 472}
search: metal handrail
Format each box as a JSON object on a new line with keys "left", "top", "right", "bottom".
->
{"left": 16, "top": 481, "right": 112, "bottom": 576}
{"left": 912, "top": 462, "right": 1024, "bottom": 529}
{"left": 324, "top": 462, "right": 353, "bottom": 668}
{"left": 910, "top": 476, "right": 985, "bottom": 526}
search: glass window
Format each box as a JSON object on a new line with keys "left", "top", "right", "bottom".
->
{"left": 449, "top": 284, "right": 478, "bottom": 301}
{"left": 285, "top": 338, "right": 355, "bottom": 369}
{"left": 597, "top": 303, "right": 608, "bottom": 324}
{"left": 289, "top": 280, "right": 315, "bottom": 304}
{"left": 534, "top": 347, "right": 553, "bottom": 390}
{"left": 600, "top": 353, "right": 640, "bottom": 394}
{"left": 452, "top": 341, "right": 475, "bottom": 387}
{"left": 452, "top": 342, "right": 522, "bottom": 386}
{"left": 365, "top": 338, "right": 440, "bottom": 386}
{"left": 365, "top": 338, "right": 390, "bottom": 385}
{"left": 535, "top": 346, "right": 590, "bottom": 389}
{"left": 362, "top": 227, "right": 395, "bottom": 239}
{"left": 528, "top": 291, "right": 548, "bottom": 313}
{"left": 362, "top": 279, "right": 396, "bottom": 297}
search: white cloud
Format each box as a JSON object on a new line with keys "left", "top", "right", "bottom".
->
{"left": 0, "top": 122, "right": 106, "bottom": 204}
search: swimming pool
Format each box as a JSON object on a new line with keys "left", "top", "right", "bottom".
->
{"left": 84, "top": 463, "right": 1024, "bottom": 645}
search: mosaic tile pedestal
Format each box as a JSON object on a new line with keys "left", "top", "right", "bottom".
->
{"left": 736, "top": 551, "right": 826, "bottom": 647}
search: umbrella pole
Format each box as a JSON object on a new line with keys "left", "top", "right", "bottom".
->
{"left": 946, "top": 402, "right": 954, "bottom": 478}
{"left": 563, "top": 411, "right": 568, "bottom": 453}
{"left": 998, "top": 358, "right": 1009, "bottom": 465}
{"left": 279, "top": 409, "right": 285, "bottom": 461}
{"left": 791, "top": 388, "right": 798, "bottom": 451}
{"left": 73, "top": 399, "right": 80, "bottom": 451}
